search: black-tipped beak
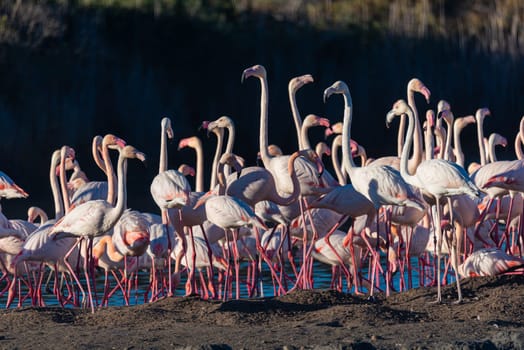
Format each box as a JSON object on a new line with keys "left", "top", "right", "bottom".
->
{"left": 386, "top": 110, "right": 396, "bottom": 128}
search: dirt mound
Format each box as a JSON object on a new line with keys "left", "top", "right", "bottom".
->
{"left": 1, "top": 275, "right": 523, "bottom": 349}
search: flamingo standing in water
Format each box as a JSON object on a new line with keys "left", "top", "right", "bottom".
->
{"left": 150, "top": 117, "right": 191, "bottom": 296}
{"left": 387, "top": 99, "right": 480, "bottom": 303}
{"left": 49, "top": 144, "right": 146, "bottom": 312}
{"left": 92, "top": 209, "right": 150, "bottom": 306}
{"left": 324, "top": 80, "right": 424, "bottom": 296}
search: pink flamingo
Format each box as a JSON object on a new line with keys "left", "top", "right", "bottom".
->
{"left": 387, "top": 99, "right": 480, "bottom": 303}
{"left": 0, "top": 171, "right": 28, "bottom": 200}
{"left": 458, "top": 248, "right": 524, "bottom": 277}
{"left": 92, "top": 209, "right": 150, "bottom": 306}
{"left": 49, "top": 144, "right": 146, "bottom": 312}
{"left": 325, "top": 81, "right": 425, "bottom": 296}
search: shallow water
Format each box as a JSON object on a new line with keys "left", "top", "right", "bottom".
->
{"left": 5, "top": 255, "right": 444, "bottom": 308}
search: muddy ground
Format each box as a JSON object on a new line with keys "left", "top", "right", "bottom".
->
{"left": 1, "top": 274, "right": 523, "bottom": 349}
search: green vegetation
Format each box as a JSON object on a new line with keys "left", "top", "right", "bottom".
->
{"left": 40, "top": 0, "right": 524, "bottom": 58}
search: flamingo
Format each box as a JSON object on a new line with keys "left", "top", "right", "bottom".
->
{"left": 27, "top": 207, "right": 49, "bottom": 226}
{"left": 288, "top": 73, "right": 314, "bottom": 150}
{"left": 325, "top": 81, "right": 425, "bottom": 297}
{"left": 386, "top": 99, "right": 480, "bottom": 303}
{"left": 241, "top": 64, "right": 328, "bottom": 198}
{"left": 49, "top": 144, "right": 146, "bottom": 312}
{"left": 92, "top": 209, "right": 150, "bottom": 305}
{"left": 10, "top": 147, "right": 79, "bottom": 307}
{"left": 150, "top": 117, "right": 191, "bottom": 212}
{"left": 0, "top": 171, "right": 28, "bottom": 199}
{"left": 150, "top": 117, "right": 192, "bottom": 295}
{"left": 458, "top": 248, "right": 524, "bottom": 277}
{"left": 194, "top": 182, "right": 268, "bottom": 300}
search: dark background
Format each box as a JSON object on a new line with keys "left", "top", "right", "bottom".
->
{"left": 1, "top": 0, "right": 523, "bottom": 218}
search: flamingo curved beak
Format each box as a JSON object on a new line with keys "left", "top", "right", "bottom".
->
{"left": 420, "top": 86, "right": 431, "bottom": 103}
{"left": 386, "top": 110, "right": 397, "bottom": 127}
{"left": 318, "top": 117, "right": 331, "bottom": 128}
{"left": 323, "top": 87, "right": 334, "bottom": 103}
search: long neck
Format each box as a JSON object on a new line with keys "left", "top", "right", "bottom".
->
{"left": 159, "top": 123, "right": 168, "bottom": 173}
{"left": 331, "top": 136, "right": 346, "bottom": 185}
{"left": 59, "top": 152, "right": 71, "bottom": 214}
{"left": 488, "top": 136, "right": 498, "bottom": 163}
{"left": 50, "top": 151, "right": 64, "bottom": 219}
{"left": 476, "top": 115, "right": 487, "bottom": 166}
{"left": 102, "top": 142, "right": 117, "bottom": 205}
{"left": 266, "top": 152, "right": 302, "bottom": 206}
{"left": 193, "top": 141, "right": 204, "bottom": 193}
{"left": 289, "top": 87, "right": 303, "bottom": 150}
{"left": 454, "top": 122, "right": 465, "bottom": 167}
{"left": 93, "top": 236, "right": 124, "bottom": 262}
{"left": 341, "top": 91, "right": 357, "bottom": 178}
{"left": 516, "top": 118, "right": 524, "bottom": 160}
{"left": 424, "top": 111, "right": 435, "bottom": 161}
{"left": 407, "top": 87, "right": 423, "bottom": 173}
{"left": 223, "top": 123, "right": 236, "bottom": 178}
{"left": 110, "top": 152, "right": 129, "bottom": 226}
{"left": 397, "top": 114, "right": 406, "bottom": 157}
{"left": 399, "top": 107, "right": 419, "bottom": 187}
{"left": 92, "top": 139, "right": 106, "bottom": 175}
{"left": 209, "top": 128, "right": 224, "bottom": 190}
{"left": 515, "top": 131, "right": 524, "bottom": 160}
{"left": 444, "top": 119, "right": 453, "bottom": 161}
{"left": 258, "top": 75, "right": 273, "bottom": 167}
{"left": 300, "top": 121, "right": 313, "bottom": 150}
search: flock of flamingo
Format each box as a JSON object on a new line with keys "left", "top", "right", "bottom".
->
{"left": 1, "top": 64, "right": 524, "bottom": 312}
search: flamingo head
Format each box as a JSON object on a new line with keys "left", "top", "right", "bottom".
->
{"left": 490, "top": 133, "right": 507, "bottom": 148}
{"left": 161, "top": 117, "right": 174, "bottom": 139}
{"left": 207, "top": 115, "right": 234, "bottom": 132}
{"left": 304, "top": 114, "right": 330, "bottom": 129}
{"left": 178, "top": 136, "right": 197, "bottom": 151}
{"left": 349, "top": 139, "right": 359, "bottom": 155}
{"left": 475, "top": 107, "right": 491, "bottom": 122}
{"left": 103, "top": 134, "right": 127, "bottom": 149}
{"left": 288, "top": 74, "right": 314, "bottom": 93}
{"left": 177, "top": 164, "right": 195, "bottom": 177}
{"left": 437, "top": 99, "right": 451, "bottom": 114}
{"left": 267, "top": 144, "right": 283, "bottom": 157}
{"left": 323, "top": 80, "right": 349, "bottom": 103}
{"left": 316, "top": 142, "right": 331, "bottom": 157}
{"left": 425, "top": 110, "right": 435, "bottom": 128}
{"left": 438, "top": 109, "right": 455, "bottom": 126}
{"left": 386, "top": 99, "right": 410, "bottom": 126}
{"left": 117, "top": 145, "right": 147, "bottom": 163}
{"left": 408, "top": 78, "right": 431, "bottom": 103}
{"left": 123, "top": 230, "right": 150, "bottom": 256}
{"left": 241, "top": 64, "right": 266, "bottom": 82}
{"left": 455, "top": 115, "right": 476, "bottom": 131}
